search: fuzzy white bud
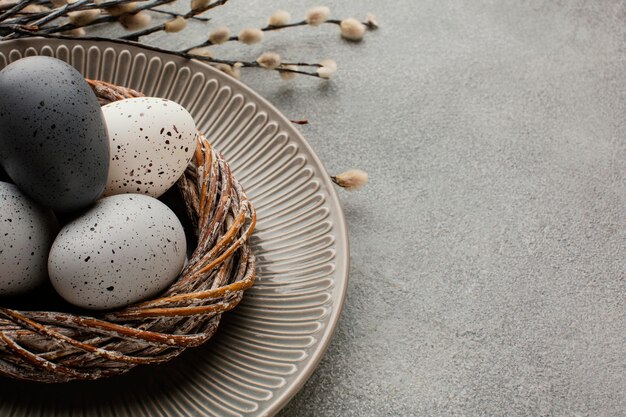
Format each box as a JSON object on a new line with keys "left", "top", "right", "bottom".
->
{"left": 118, "top": 11, "right": 151, "bottom": 30}
{"left": 190, "top": 0, "right": 209, "bottom": 10}
{"left": 332, "top": 169, "right": 368, "bottom": 190}
{"left": 23, "top": 4, "right": 50, "bottom": 12}
{"left": 63, "top": 27, "right": 86, "bottom": 36}
{"left": 340, "top": 18, "right": 366, "bottom": 41}
{"left": 365, "top": 12, "right": 378, "bottom": 29}
{"left": 319, "top": 58, "right": 337, "bottom": 71}
{"left": 208, "top": 26, "right": 230, "bottom": 44}
{"left": 106, "top": 2, "right": 136, "bottom": 16}
{"left": 68, "top": 9, "right": 100, "bottom": 26}
{"left": 268, "top": 10, "right": 290, "bottom": 26}
{"left": 214, "top": 63, "right": 240, "bottom": 80}
{"left": 316, "top": 59, "right": 337, "bottom": 79}
{"left": 164, "top": 16, "right": 186, "bottom": 33}
{"left": 238, "top": 28, "right": 263, "bottom": 44}
{"left": 305, "top": 6, "right": 330, "bottom": 26}
{"left": 256, "top": 52, "right": 281, "bottom": 69}
{"left": 316, "top": 67, "right": 334, "bottom": 79}
{"left": 279, "top": 65, "right": 297, "bottom": 80}
{"left": 188, "top": 47, "right": 213, "bottom": 58}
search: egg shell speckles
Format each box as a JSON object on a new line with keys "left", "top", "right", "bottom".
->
{"left": 102, "top": 97, "right": 197, "bottom": 198}
{"left": 0, "top": 181, "right": 58, "bottom": 296}
{"left": 0, "top": 56, "right": 110, "bottom": 212}
{"left": 48, "top": 194, "right": 187, "bottom": 310}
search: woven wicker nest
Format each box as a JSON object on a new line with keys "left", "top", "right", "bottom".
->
{"left": 0, "top": 80, "right": 257, "bottom": 383}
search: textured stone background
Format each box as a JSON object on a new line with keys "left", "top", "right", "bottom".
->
{"left": 152, "top": 1, "right": 625, "bottom": 415}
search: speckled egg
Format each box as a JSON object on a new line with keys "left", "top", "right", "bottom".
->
{"left": 0, "top": 181, "right": 58, "bottom": 296}
{"left": 102, "top": 97, "right": 197, "bottom": 198}
{"left": 48, "top": 194, "right": 186, "bottom": 310}
{"left": 0, "top": 56, "right": 109, "bottom": 212}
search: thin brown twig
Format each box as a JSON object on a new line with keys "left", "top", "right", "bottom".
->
{"left": 181, "top": 18, "right": 371, "bottom": 53}
{"left": 0, "top": 0, "right": 32, "bottom": 22}
{"left": 35, "top": 0, "right": 175, "bottom": 34}
{"left": 119, "top": 0, "right": 227, "bottom": 40}
{"left": 32, "top": 0, "right": 88, "bottom": 27}
{"left": 2, "top": 0, "right": 135, "bottom": 25}
{"left": 151, "top": 8, "right": 210, "bottom": 22}
{"left": 3, "top": 27, "right": 323, "bottom": 78}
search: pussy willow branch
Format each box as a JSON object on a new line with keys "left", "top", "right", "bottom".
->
{"left": 1, "top": 0, "right": 91, "bottom": 38}
{"left": 182, "top": 18, "right": 371, "bottom": 52}
{"left": 2, "top": 27, "right": 324, "bottom": 77}
{"left": 0, "top": 0, "right": 177, "bottom": 33}
{"left": 1, "top": 0, "right": 136, "bottom": 24}
{"left": 46, "top": 0, "right": 176, "bottom": 33}
{"left": 0, "top": 1, "right": 375, "bottom": 82}
{"left": 119, "top": 0, "right": 227, "bottom": 40}
{"left": 32, "top": 0, "right": 88, "bottom": 27}
{"left": 6, "top": 1, "right": 210, "bottom": 24}
{"left": 152, "top": 9, "right": 209, "bottom": 21}
{"left": 0, "top": 0, "right": 31, "bottom": 21}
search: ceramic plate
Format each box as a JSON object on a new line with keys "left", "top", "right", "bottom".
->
{"left": 0, "top": 38, "right": 348, "bottom": 417}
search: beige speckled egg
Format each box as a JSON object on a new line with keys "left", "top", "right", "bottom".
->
{"left": 102, "top": 97, "right": 197, "bottom": 198}
{"left": 48, "top": 194, "right": 186, "bottom": 310}
{"left": 0, "top": 181, "right": 58, "bottom": 295}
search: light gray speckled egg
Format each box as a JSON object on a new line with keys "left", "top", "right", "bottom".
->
{"left": 102, "top": 97, "right": 197, "bottom": 198}
{"left": 48, "top": 194, "right": 186, "bottom": 310}
{"left": 0, "top": 181, "right": 58, "bottom": 296}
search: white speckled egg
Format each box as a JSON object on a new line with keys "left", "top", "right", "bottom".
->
{"left": 0, "top": 181, "right": 58, "bottom": 295}
{"left": 101, "top": 97, "right": 197, "bottom": 198}
{"left": 48, "top": 194, "right": 186, "bottom": 310}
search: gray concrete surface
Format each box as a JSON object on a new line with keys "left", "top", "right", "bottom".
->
{"left": 149, "top": 1, "right": 626, "bottom": 415}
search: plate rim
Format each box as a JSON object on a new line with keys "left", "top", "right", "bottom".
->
{"left": 0, "top": 37, "right": 350, "bottom": 417}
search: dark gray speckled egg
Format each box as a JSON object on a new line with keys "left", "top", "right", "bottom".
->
{"left": 0, "top": 56, "right": 109, "bottom": 212}
{"left": 48, "top": 194, "right": 186, "bottom": 310}
{"left": 0, "top": 181, "right": 59, "bottom": 296}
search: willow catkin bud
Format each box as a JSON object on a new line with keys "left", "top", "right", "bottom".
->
{"left": 319, "top": 59, "right": 337, "bottom": 71}
{"left": 214, "top": 63, "right": 240, "bottom": 80}
{"left": 339, "top": 18, "right": 366, "bottom": 41}
{"left": 164, "top": 16, "right": 186, "bottom": 33}
{"left": 256, "top": 52, "right": 280, "bottom": 69}
{"left": 365, "top": 12, "right": 378, "bottom": 29}
{"left": 208, "top": 26, "right": 229, "bottom": 44}
{"left": 191, "top": 0, "right": 210, "bottom": 10}
{"left": 278, "top": 65, "right": 297, "bottom": 80}
{"left": 317, "top": 67, "right": 334, "bottom": 79}
{"left": 332, "top": 169, "right": 368, "bottom": 190}
{"left": 63, "top": 27, "right": 86, "bottom": 36}
{"left": 268, "top": 10, "right": 290, "bottom": 26}
{"left": 188, "top": 47, "right": 213, "bottom": 58}
{"left": 23, "top": 4, "right": 50, "bottom": 13}
{"left": 305, "top": 6, "right": 330, "bottom": 26}
{"left": 316, "top": 59, "right": 337, "bottom": 79}
{"left": 238, "top": 28, "right": 263, "bottom": 44}
{"left": 68, "top": 9, "right": 100, "bottom": 26}
{"left": 118, "top": 11, "right": 151, "bottom": 30}
{"left": 106, "top": 2, "right": 137, "bottom": 17}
